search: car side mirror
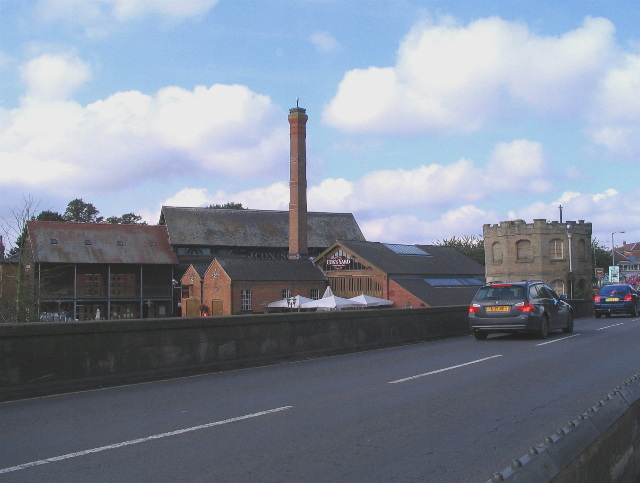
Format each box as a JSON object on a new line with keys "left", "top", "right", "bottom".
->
{"left": 560, "top": 295, "right": 567, "bottom": 300}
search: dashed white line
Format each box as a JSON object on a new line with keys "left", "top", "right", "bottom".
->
{"left": 535, "top": 334, "right": 582, "bottom": 346}
{"left": 388, "top": 354, "right": 503, "bottom": 384}
{"left": 0, "top": 406, "right": 293, "bottom": 475}
{"left": 597, "top": 323, "right": 625, "bottom": 331}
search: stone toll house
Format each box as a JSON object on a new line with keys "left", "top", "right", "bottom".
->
{"left": 483, "top": 219, "right": 593, "bottom": 298}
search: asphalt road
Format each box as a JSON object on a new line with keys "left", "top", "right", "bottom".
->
{"left": 1, "top": 315, "right": 639, "bottom": 482}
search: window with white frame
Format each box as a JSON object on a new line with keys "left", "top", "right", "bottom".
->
{"left": 549, "top": 239, "right": 564, "bottom": 259}
{"left": 551, "top": 279, "right": 565, "bottom": 296}
{"left": 310, "top": 288, "right": 320, "bottom": 300}
{"left": 282, "top": 288, "right": 292, "bottom": 300}
{"left": 241, "top": 290, "right": 252, "bottom": 311}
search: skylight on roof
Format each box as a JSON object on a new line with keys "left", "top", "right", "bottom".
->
{"left": 383, "top": 243, "right": 430, "bottom": 256}
{"left": 424, "top": 277, "right": 483, "bottom": 287}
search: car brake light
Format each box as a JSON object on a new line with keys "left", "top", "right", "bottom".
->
{"left": 515, "top": 301, "right": 534, "bottom": 312}
{"left": 594, "top": 295, "right": 601, "bottom": 302}
{"left": 468, "top": 303, "right": 481, "bottom": 314}
{"left": 625, "top": 294, "right": 633, "bottom": 301}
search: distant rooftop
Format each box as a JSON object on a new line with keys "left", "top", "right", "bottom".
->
{"left": 160, "top": 206, "right": 365, "bottom": 248}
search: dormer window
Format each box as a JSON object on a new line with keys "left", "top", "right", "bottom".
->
{"left": 85, "top": 240, "right": 91, "bottom": 245}
{"left": 50, "top": 239, "right": 58, "bottom": 244}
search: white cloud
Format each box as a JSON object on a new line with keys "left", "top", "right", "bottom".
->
{"left": 510, "top": 188, "right": 640, "bottom": 243}
{"left": 36, "top": 0, "right": 220, "bottom": 22}
{"left": 159, "top": 182, "right": 289, "bottom": 212}
{"left": 309, "top": 31, "right": 340, "bottom": 54}
{"left": 109, "top": 0, "right": 219, "bottom": 21}
{"left": 35, "top": 0, "right": 220, "bottom": 34}
{"left": 162, "top": 187, "right": 211, "bottom": 208}
{"left": 487, "top": 139, "right": 552, "bottom": 193}
{"left": 359, "top": 204, "right": 493, "bottom": 244}
{"left": 20, "top": 53, "right": 92, "bottom": 101}
{"left": 323, "top": 16, "right": 619, "bottom": 135}
{"left": 1, "top": 57, "right": 288, "bottom": 195}
{"left": 588, "top": 53, "right": 640, "bottom": 158}
{"left": 305, "top": 158, "right": 485, "bottom": 215}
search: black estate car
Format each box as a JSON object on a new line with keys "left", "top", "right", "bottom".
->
{"left": 468, "top": 280, "right": 573, "bottom": 340}
{"left": 593, "top": 284, "right": 639, "bottom": 318}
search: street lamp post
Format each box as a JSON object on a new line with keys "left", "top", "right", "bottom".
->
{"left": 611, "top": 231, "right": 625, "bottom": 268}
{"left": 566, "top": 224, "right": 573, "bottom": 298}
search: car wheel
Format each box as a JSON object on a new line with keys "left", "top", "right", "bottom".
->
{"left": 537, "top": 317, "right": 549, "bottom": 339}
{"left": 605, "top": 313, "right": 612, "bottom": 318}
{"left": 595, "top": 313, "right": 602, "bottom": 319}
{"left": 631, "top": 304, "right": 638, "bottom": 317}
{"left": 563, "top": 313, "right": 574, "bottom": 333}
{"left": 473, "top": 330, "right": 488, "bottom": 340}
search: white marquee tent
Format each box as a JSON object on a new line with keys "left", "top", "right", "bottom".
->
{"left": 348, "top": 294, "right": 394, "bottom": 307}
{"left": 267, "top": 295, "right": 314, "bottom": 309}
{"left": 300, "top": 295, "right": 364, "bottom": 310}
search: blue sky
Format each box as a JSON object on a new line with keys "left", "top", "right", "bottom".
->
{"left": 1, "top": 0, "right": 640, "bottom": 250}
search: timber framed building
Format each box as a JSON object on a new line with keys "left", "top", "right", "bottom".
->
{"left": 25, "top": 221, "right": 179, "bottom": 320}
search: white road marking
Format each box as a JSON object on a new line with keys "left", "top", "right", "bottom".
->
{"left": 388, "top": 355, "right": 503, "bottom": 384}
{"left": 597, "top": 323, "right": 625, "bottom": 330}
{"left": 0, "top": 406, "right": 293, "bottom": 475}
{"left": 535, "top": 334, "right": 582, "bottom": 346}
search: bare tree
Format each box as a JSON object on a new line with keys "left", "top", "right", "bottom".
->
{"left": 0, "top": 195, "right": 40, "bottom": 322}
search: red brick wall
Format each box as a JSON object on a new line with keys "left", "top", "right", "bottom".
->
{"left": 180, "top": 265, "right": 204, "bottom": 317}
{"left": 230, "top": 281, "right": 326, "bottom": 314}
{"left": 387, "top": 279, "right": 429, "bottom": 308}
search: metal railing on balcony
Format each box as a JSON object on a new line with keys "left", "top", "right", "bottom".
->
{"left": 39, "top": 284, "right": 173, "bottom": 300}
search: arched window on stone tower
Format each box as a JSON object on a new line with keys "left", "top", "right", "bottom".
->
{"left": 492, "top": 241, "right": 503, "bottom": 264}
{"left": 577, "top": 239, "right": 587, "bottom": 261}
{"left": 551, "top": 279, "right": 565, "bottom": 296}
{"left": 549, "top": 239, "right": 564, "bottom": 260}
{"left": 516, "top": 239, "right": 532, "bottom": 261}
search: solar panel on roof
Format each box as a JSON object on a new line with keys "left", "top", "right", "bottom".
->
{"left": 383, "top": 243, "right": 430, "bottom": 256}
{"left": 424, "top": 277, "right": 483, "bottom": 286}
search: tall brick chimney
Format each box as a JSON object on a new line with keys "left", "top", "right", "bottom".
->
{"left": 288, "top": 105, "right": 308, "bottom": 259}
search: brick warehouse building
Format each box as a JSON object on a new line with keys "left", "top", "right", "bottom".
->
{"left": 313, "top": 240, "right": 485, "bottom": 307}
{"left": 181, "top": 259, "right": 326, "bottom": 316}
{"left": 483, "top": 219, "right": 593, "bottom": 298}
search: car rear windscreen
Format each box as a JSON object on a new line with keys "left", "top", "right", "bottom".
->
{"left": 599, "top": 286, "right": 630, "bottom": 295}
{"left": 476, "top": 285, "right": 525, "bottom": 299}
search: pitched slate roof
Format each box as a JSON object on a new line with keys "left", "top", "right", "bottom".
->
{"left": 336, "top": 240, "right": 485, "bottom": 276}
{"left": 321, "top": 240, "right": 484, "bottom": 307}
{"left": 160, "top": 206, "right": 365, "bottom": 248}
{"left": 26, "top": 221, "right": 178, "bottom": 265}
{"left": 391, "top": 278, "right": 482, "bottom": 307}
{"left": 216, "top": 258, "right": 326, "bottom": 282}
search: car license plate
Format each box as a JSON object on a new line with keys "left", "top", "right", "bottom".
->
{"left": 606, "top": 297, "right": 620, "bottom": 302}
{"left": 487, "top": 306, "right": 510, "bottom": 312}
